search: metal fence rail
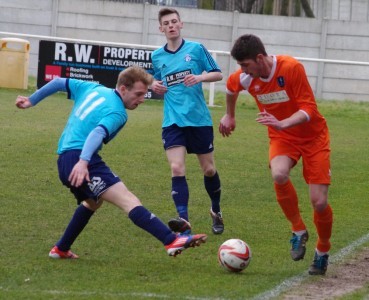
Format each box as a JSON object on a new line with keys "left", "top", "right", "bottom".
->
{"left": 2, "top": 31, "right": 369, "bottom": 104}
{"left": 106, "top": 0, "right": 198, "bottom": 8}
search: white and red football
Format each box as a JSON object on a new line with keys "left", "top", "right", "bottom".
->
{"left": 218, "top": 238, "right": 252, "bottom": 272}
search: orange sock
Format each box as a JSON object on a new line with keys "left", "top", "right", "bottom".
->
{"left": 314, "top": 204, "right": 333, "bottom": 253}
{"left": 274, "top": 180, "right": 306, "bottom": 232}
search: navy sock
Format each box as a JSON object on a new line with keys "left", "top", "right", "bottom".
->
{"left": 56, "top": 204, "right": 94, "bottom": 251}
{"left": 171, "top": 176, "right": 189, "bottom": 220}
{"left": 204, "top": 171, "right": 221, "bottom": 213}
{"left": 129, "top": 206, "right": 176, "bottom": 245}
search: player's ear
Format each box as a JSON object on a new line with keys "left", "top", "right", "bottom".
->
{"left": 118, "top": 85, "right": 127, "bottom": 95}
{"left": 256, "top": 54, "right": 263, "bottom": 64}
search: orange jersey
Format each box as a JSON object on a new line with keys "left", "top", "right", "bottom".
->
{"left": 227, "top": 55, "right": 328, "bottom": 142}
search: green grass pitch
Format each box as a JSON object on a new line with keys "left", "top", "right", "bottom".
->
{"left": 1, "top": 80, "right": 369, "bottom": 299}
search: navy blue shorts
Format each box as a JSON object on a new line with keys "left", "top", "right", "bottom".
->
{"left": 57, "top": 150, "right": 121, "bottom": 204}
{"left": 162, "top": 124, "right": 214, "bottom": 154}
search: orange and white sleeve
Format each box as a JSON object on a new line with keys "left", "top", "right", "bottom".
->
{"left": 226, "top": 69, "right": 244, "bottom": 95}
{"left": 290, "top": 63, "right": 318, "bottom": 119}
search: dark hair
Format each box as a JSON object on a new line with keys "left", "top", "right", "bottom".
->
{"left": 158, "top": 8, "right": 180, "bottom": 24}
{"left": 231, "top": 34, "right": 268, "bottom": 61}
{"left": 116, "top": 66, "right": 153, "bottom": 90}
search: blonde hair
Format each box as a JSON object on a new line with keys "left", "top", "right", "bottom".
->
{"left": 116, "top": 66, "right": 153, "bottom": 89}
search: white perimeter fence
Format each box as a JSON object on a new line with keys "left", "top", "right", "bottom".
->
{"left": 1, "top": 31, "right": 369, "bottom": 104}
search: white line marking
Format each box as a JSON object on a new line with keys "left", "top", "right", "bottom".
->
{"left": 252, "top": 232, "right": 369, "bottom": 300}
{"left": 0, "top": 287, "right": 228, "bottom": 300}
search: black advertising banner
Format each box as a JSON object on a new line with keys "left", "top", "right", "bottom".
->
{"left": 37, "top": 40, "right": 162, "bottom": 99}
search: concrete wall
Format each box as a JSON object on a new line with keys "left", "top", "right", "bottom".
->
{"left": 1, "top": 0, "right": 369, "bottom": 101}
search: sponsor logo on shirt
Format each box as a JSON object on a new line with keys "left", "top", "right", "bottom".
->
{"left": 166, "top": 69, "right": 192, "bottom": 87}
{"left": 256, "top": 90, "right": 289, "bottom": 104}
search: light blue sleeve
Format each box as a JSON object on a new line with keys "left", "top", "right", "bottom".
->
{"left": 151, "top": 49, "right": 162, "bottom": 81}
{"left": 199, "top": 44, "right": 221, "bottom": 72}
{"left": 29, "top": 78, "right": 68, "bottom": 106}
{"left": 79, "top": 126, "right": 107, "bottom": 162}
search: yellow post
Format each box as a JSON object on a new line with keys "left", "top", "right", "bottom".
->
{"left": 0, "top": 38, "right": 30, "bottom": 89}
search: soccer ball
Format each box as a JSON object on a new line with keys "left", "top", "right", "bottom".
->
{"left": 218, "top": 238, "right": 252, "bottom": 272}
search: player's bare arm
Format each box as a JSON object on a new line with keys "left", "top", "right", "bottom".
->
{"left": 219, "top": 93, "right": 238, "bottom": 137}
{"left": 183, "top": 72, "right": 222, "bottom": 87}
{"left": 256, "top": 110, "right": 309, "bottom": 130}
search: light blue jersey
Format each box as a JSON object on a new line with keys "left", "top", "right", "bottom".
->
{"left": 152, "top": 40, "right": 221, "bottom": 127}
{"left": 57, "top": 79, "right": 127, "bottom": 154}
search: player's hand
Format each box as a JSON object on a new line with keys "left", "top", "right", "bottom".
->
{"left": 183, "top": 74, "right": 201, "bottom": 87}
{"left": 151, "top": 80, "right": 167, "bottom": 95}
{"left": 219, "top": 115, "right": 236, "bottom": 137}
{"left": 256, "top": 111, "right": 282, "bottom": 130}
{"left": 68, "top": 159, "right": 90, "bottom": 187}
{"left": 15, "top": 96, "right": 32, "bottom": 109}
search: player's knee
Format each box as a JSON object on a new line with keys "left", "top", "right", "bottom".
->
{"left": 271, "top": 171, "right": 289, "bottom": 185}
{"left": 171, "top": 162, "right": 185, "bottom": 176}
{"left": 310, "top": 188, "right": 328, "bottom": 212}
{"left": 82, "top": 199, "right": 103, "bottom": 211}
{"left": 204, "top": 170, "right": 216, "bottom": 177}
{"left": 203, "top": 166, "right": 216, "bottom": 177}
{"left": 311, "top": 198, "right": 328, "bottom": 212}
